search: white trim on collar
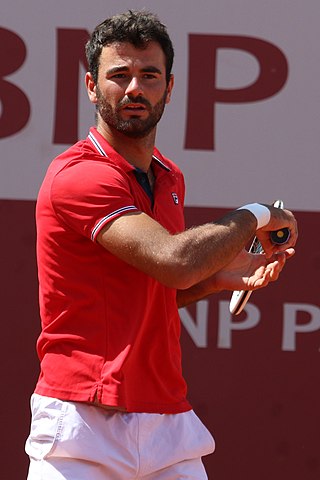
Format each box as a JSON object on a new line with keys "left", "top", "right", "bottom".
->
{"left": 88, "top": 131, "right": 171, "bottom": 171}
{"left": 88, "top": 131, "right": 107, "bottom": 157}
{"left": 152, "top": 154, "right": 171, "bottom": 171}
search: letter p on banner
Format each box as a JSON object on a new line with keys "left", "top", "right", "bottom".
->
{"left": 185, "top": 34, "right": 288, "bottom": 150}
{"left": 217, "top": 301, "right": 260, "bottom": 349}
{"left": 282, "top": 303, "right": 320, "bottom": 351}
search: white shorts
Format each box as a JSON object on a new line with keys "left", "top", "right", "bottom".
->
{"left": 25, "top": 394, "right": 215, "bottom": 480}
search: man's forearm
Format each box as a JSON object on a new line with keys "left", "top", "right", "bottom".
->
{"left": 176, "top": 274, "right": 222, "bottom": 308}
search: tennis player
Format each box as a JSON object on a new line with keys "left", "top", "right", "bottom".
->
{"left": 25, "top": 10, "right": 297, "bottom": 479}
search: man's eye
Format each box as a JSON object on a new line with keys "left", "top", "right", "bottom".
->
{"left": 143, "top": 74, "right": 157, "bottom": 79}
{"left": 112, "top": 73, "right": 127, "bottom": 79}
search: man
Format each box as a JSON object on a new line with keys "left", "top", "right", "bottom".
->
{"left": 25, "top": 10, "right": 297, "bottom": 480}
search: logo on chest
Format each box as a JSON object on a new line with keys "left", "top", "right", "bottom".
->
{"left": 171, "top": 192, "right": 179, "bottom": 205}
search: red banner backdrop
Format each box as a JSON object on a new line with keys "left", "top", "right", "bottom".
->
{"left": 2, "top": 200, "right": 319, "bottom": 479}
{"left": 183, "top": 207, "right": 320, "bottom": 479}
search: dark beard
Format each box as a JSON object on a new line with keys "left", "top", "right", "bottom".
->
{"left": 96, "top": 88, "right": 168, "bottom": 138}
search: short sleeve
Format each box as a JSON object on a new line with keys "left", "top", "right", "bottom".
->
{"left": 50, "top": 160, "right": 138, "bottom": 241}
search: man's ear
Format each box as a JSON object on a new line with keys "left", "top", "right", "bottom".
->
{"left": 85, "top": 72, "right": 97, "bottom": 104}
{"left": 165, "top": 74, "right": 174, "bottom": 104}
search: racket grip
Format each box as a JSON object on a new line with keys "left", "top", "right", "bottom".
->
{"left": 270, "top": 227, "right": 290, "bottom": 245}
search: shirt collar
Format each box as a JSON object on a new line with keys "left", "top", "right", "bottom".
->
{"left": 88, "top": 127, "right": 171, "bottom": 172}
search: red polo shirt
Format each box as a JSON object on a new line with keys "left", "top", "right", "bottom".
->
{"left": 35, "top": 127, "right": 191, "bottom": 414}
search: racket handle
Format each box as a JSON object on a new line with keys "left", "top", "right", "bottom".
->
{"left": 270, "top": 227, "right": 290, "bottom": 245}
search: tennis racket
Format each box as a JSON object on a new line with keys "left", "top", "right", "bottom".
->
{"left": 229, "top": 200, "right": 290, "bottom": 315}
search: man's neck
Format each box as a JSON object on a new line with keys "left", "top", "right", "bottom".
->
{"left": 97, "top": 123, "right": 156, "bottom": 172}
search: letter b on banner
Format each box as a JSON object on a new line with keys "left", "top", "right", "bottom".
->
{"left": 0, "top": 28, "right": 30, "bottom": 138}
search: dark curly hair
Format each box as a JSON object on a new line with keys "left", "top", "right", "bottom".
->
{"left": 85, "top": 10, "right": 174, "bottom": 85}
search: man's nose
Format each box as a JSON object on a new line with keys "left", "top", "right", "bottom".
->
{"left": 125, "top": 77, "right": 143, "bottom": 97}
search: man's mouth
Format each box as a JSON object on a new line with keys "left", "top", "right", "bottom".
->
{"left": 123, "top": 104, "right": 147, "bottom": 111}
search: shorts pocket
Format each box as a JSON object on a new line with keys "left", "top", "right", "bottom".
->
{"left": 187, "top": 410, "right": 216, "bottom": 457}
{"left": 25, "top": 394, "right": 67, "bottom": 460}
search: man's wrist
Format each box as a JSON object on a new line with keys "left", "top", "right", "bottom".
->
{"left": 237, "top": 203, "right": 270, "bottom": 229}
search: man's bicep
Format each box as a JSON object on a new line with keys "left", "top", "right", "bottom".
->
{"left": 96, "top": 211, "right": 171, "bottom": 272}
{"left": 96, "top": 210, "right": 213, "bottom": 290}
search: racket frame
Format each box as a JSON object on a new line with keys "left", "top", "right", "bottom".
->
{"left": 229, "top": 200, "right": 284, "bottom": 315}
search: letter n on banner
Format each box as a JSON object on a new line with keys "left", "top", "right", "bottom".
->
{"left": 53, "top": 28, "right": 89, "bottom": 144}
